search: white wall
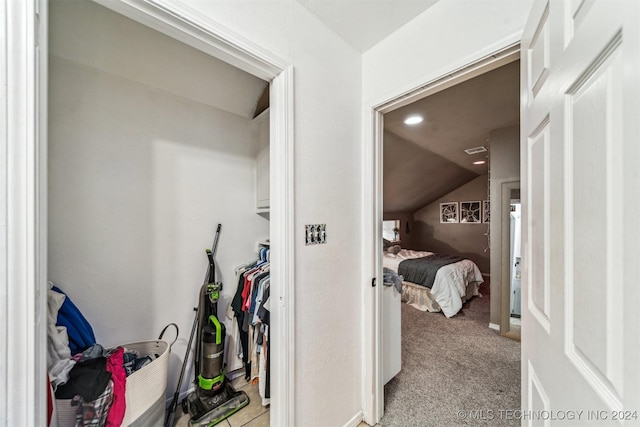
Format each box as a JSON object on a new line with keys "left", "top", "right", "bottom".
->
{"left": 363, "top": 0, "right": 533, "bottom": 105}
{"left": 48, "top": 1, "right": 270, "bottom": 402}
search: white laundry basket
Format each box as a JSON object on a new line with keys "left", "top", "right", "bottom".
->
{"left": 120, "top": 340, "right": 169, "bottom": 425}
{"left": 56, "top": 339, "right": 170, "bottom": 427}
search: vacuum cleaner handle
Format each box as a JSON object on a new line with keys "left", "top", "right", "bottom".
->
{"left": 165, "top": 307, "right": 198, "bottom": 427}
{"left": 211, "top": 223, "right": 221, "bottom": 257}
{"left": 206, "top": 249, "right": 215, "bottom": 284}
{"left": 202, "top": 224, "right": 222, "bottom": 286}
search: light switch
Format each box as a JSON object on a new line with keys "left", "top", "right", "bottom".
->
{"left": 305, "top": 224, "right": 326, "bottom": 245}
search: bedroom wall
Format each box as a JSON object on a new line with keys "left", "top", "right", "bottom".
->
{"left": 489, "top": 125, "right": 521, "bottom": 326}
{"left": 48, "top": 0, "right": 270, "bottom": 399}
{"left": 383, "top": 212, "right": 416, "bottom": 249}
{"left": 412, "top": 175, "right": 490, "bottom": 273}
{"left": 97, "top": 1, "right": 364, "bottom": 425}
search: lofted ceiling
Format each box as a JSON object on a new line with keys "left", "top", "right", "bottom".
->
{"left": 50, "top": 0, "right": 268, "bottom": 120}
{"left": 383, "top": 60, "right": 520, "bottom": 213}
{"left": 296, "top": 0, "right": 440, "bottom": 52}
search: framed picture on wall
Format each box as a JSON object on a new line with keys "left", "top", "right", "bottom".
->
{"left": 482, "top": 200, "right": 490, "bottom": 223}
{"left": 460, "top": 201, "right": 481, "bottom": 223}
{"left": 440, "top": 202, "right": 459, "bottom": 223}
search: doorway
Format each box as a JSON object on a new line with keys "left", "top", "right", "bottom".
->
{"left": 364, "top": 42, "right": 522, "bottom": 425}
{"left": 500, "top": 182, "right": 522, "bottom": 340}
{"left": 48, "top": 1, "right": 274, "bottom": 423}
{"left": 509, "top": 199, "right": 522, "bottom": 335}
{"left": 3, "top": 0, "right": 295, "bottom": 424}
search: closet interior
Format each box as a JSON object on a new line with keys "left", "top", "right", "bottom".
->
{"left": 47, "top": 0, "right": 272, "bottom": 424}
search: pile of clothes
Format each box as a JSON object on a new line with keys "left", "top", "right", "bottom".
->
{"left": 47, "top": 282, "right": 158, "bottom": 426}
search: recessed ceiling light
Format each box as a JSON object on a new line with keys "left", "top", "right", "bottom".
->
{"left": 404, "top": 115, "right": 423, "bottom": 125}
{"left": 473, "top": 160, "right": 486, "bottom": 165}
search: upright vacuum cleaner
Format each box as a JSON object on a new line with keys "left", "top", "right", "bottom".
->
{"left": 184, "top": 224, "right": 250, "bottom": 426}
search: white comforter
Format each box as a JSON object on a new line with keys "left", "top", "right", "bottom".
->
{"left": 383, "top": 249, "right": 484, "bottom": 317}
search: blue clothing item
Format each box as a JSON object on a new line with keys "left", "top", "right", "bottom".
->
{"left": 52, "top": 286, "right": 96, "bottom": 355}
{"left": 122, "top": 350, "right": 158, "bottom": 377}
{"left": 383, "top": 268, "right": 404, "bottom": 293}
{"left": 259, "top": 247, "right": 270, "bottom": 263}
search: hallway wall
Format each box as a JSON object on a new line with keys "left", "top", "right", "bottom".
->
{"left": 362, "top": 0, "right": 533, "bottom": 104}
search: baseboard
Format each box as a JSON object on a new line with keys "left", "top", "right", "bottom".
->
{"left": 481, "top": 273, "right": 491, "bottom": 277}
{"left": 488, "top": 323, "right": 500, "bottom": 331}
{"left": 343, "top": 410, "right": 364, "bottom": 427}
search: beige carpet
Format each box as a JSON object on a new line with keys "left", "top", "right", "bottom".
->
{"left": 378, "top": 295, "right": 521, "bottom": 427}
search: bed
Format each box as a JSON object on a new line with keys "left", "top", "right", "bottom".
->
{"left": 383, "top": 249, "right": 484, "bottom": 317}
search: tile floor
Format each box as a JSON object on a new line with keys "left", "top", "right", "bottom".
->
{"left": 174, "top": 376, "right": 269, "bottom": 427}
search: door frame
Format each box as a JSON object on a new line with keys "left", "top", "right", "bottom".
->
{"left": 1, "top": 1, "right": 49, "bottom": 424}
{"left": 1, "top": 0, "right": 296, "bottom": 424}
{"left": 361, "top": 39, "right": 521, "bottom": 424}
{"left": 500, "top": 180, "right": 521, "bottom": 339}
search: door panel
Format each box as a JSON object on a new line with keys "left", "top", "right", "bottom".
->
{"left": 522, "top": 0, "right": 640, "bottom": 422}
{"left": 528, "top": 362, "right": 550, "bottom": 422}
{"left": 566, "top": 40, "right": 625, "bottom": 403}
{"left": 528, "top": 118, "right": 550, "bottom": 332}
{"left": 527, "top": 5, "right": 550, "bottom": 99}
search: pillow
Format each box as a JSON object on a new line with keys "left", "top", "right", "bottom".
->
{"left": 388, "top": 245, "right": 401, "bottom": 254}
{"left": 383, "top": 238, "right": 392, "bottom": 251}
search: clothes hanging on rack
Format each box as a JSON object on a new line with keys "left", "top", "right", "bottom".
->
{"left": 224, "top": 303, "right": 244, "bottom": 373}
{"left": 230, "top": 245, "right": 271, "bottom": 406}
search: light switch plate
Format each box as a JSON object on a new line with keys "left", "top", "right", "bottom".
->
{"left": 305, "top": 224, "right": 326, "bottom": 245}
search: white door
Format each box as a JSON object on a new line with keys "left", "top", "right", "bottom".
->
{"left": 521, "top": 0, "right": 640, "bottom": 424}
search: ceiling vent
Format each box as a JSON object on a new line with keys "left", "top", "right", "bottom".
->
{"left": 464, "top": 146, "right": 488, "bottom": 155}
